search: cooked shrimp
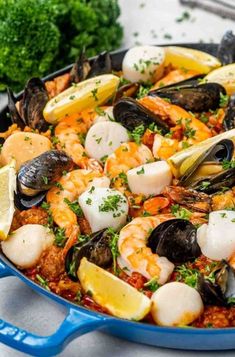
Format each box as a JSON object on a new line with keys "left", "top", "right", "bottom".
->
{"left": 46, "top": 169, "right": 104, "bottom": 246}
{"left": 139, "top": 96, "right": 212, "bottom": 144}
{"left": 55, "top": 109, "right": 102, "bottom": 171}
{"left": 152, "top": 133, "right": 179, "bottom": 159}
{"left": 152, "top": 68, "right": 200, "bottom": 90}
{"left": 104, "top": 142, "right": 154, "bottom": 185}
{"left": 118, "top": 216, "right": 175, "bottom": 284}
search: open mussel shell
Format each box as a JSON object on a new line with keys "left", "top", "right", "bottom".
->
{"left": 18, "top": 150, "right": 73, "bottom": 195}
{"left": 112, "top": 82, "right": 140, "bottom": 104}
{"left": 113, "top": 97, "right": 169, "bottom": 134}
{"left": 191, "top": 167, "right": 235, "bottom": 194}
{"left": 70, "top": 48, "right": 91, "bottom": 83}
{"left": 19, "top": 77, "right": 49, "bottom": 131}
{"left": 217, "top": 30, "right": 235, "bottom": 65}
{"left": 179, "top": 139, "right": 234, "bottom": 187}
{"left": 197, "top": 261, "right": 235, "bottom": 306}
{"left": 149, "top": 82, "right": 226, "bottom": 112}
{"left": 147, "top": 219, "right": 201, "bottom": 263}
{"left": 7, "top": 88, "right": 26, "bottom": 130}
{"left": 65, "top": 229, "right": 113, "bottom": 281}
{"left": 223, "top": 94, "right": 235, "bottom": 131}
{"left": 14, "top": 191, "right": 46, "bottom": 211}
{"left": 87, "top": 51, "right": 112, "bottom": 79}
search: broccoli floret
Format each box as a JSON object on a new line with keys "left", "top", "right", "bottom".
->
{"left": 0, "top": 0, "right": 123, "bottom": 91}
{"left": 0, "top": 0, "right": 61, "bottom": 90}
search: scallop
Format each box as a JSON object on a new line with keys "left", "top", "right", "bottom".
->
{"left": 85, "top": 121, "right": 129, "bottom": 162}
{"left": 94, "top": 106, "right": 114, "bottom": 123}
{"left": 197, "top": 210, "right": 235, "bottom": 260}
{"left": 122, "top": 46, "right": 165, "bottom": 83}
{"left": 1, "top": 224, "right": 54, "bottom": 269}
{"left": 151, "top": 282, "right": 204, "bottom": 326}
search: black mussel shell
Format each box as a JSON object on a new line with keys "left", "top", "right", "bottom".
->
{"left": 191, "top": 167, "right": 235, "bottom": 194}
{"left": 223, "top": 94, "right": 235, "bottom": 131}
{"left": 197, "top": 261, "right": 235, "bottom": 306}
{"left": 65, "top": 229, "right": 113, "bottom": 281}
{"left": 149, "top": 75, "right": 202, "bottom": 91}
{"left": 149, "top": 83, "right": 226, "bottom": 112}
{"left": 217, "top": 31, "right": 235, "bottom": 65}
{"left": 87, "top": 51, "right": 112, "bottom": 79}
{"left": 7, "top": 88, "right": 26, "bottom": 129}
{"left": 147, "top": 219, "right": 201, "bottom": 263}
{"left": 19, "top": 78, "right": 49, "bottom": 131}
{"left": 113, "top": 97, "right": 169, "bottom": 134}
{"left": 180, "top": 139, "right": 234, "bottom": 187}
{"left": 113, "top": 82, "right": 140, "bottom": 104}
{"left": 18, "top": 150, "right": 73, "bottom": 194}
{"left": 14, "top": 191, "right": 46, "bottom": 210}
{"left": 70, "top": 48, "right": 91, "bottom": 83}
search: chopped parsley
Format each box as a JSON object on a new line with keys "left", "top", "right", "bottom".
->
{"left": 130, "top": 124, "right": 145, "bottom": 144}
{"left": 41, "top": 201, "right": 53, "bottom": 227}
{"left": 184, "top": 118, "right": 196, "bottom": 139}
{"left": 36, "top": 274, "right": 50, "bottom": 291}
{"left": 176, "top": 265, "right": 199, "bottom": 288}
{"left": 77, "top": 234, "right": 90, "bottom": 244}
{"left": 95, "top": 137, "right": 102, "bottom": 144}
{"left": 136, "top": 84, "right": 151, "bottom": 99}
{"left": 69, "top": 95, "right": 76, "bottom": 100}
{"left": 107, "top": 227, "right": 120, "bottom": 274}
{"left": 42, "top": 176, "right": 49, "bottom": 185}
{"left": 144, "top": 277, "right": 159, "bottom": 292}
{"left": 222, "top": 159, "right": 235, "bottom": 170}
{"left": 219, "top": 92, "right": 229, "bottom": 108}
{"left": 136, "top": 167, "right": 145, "bottom": 175}
{"left": 200, "top": 181, "right": 211, "bottom": 190}
{"left": 175, "top": 11, "right": 190, "bottom": 22}
{"left": 54, "top": 182, "right": 64, "bottom": 191}
{"left": 91, "top": 87, "right": 98, "bottom": 101}
{"left": 228, "top": 297, "right": 235, "bottom": 305}
{"left": 54, "top": 227, "right": 67, "bottom": 247}
{"left": 95, "top": 106, "right": 105, "bottom": 116}
{"left": 100, "top": 155, "right": 108, "bottom": 165}
{"left": 171, "top": 204, "right": 192, "bottom": 220}
{"left": 77, "top": 133, "right": 86, "bottom": 145}
{"left": 64, "top": 198, "right": 83, "bottom": 217}
{"left": 86, "top": 198, "right": 92, "bottom": 205}
{"left": 220, "top": 212, "right": 227, "bottom": 218}
{"left": 99, "top": 193, "right": 125, "bottom": 217}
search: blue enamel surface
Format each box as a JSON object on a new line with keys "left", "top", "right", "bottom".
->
{"left": 1, "top": 257, "right": 235, "bottom": 355}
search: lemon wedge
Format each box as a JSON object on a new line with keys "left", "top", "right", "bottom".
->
{"left": 43, "top": 74, "right": 120, "bottom": 124}
{"left": 205, "top": 63, "right": 235, "bottom": 95}
{"left": 78, "top": 258, "right": 151, "bottom": 320}
{"left": 0, "top": 161, "right": 16, "bottom": 240}
{"left": 164, "top": 46, "right": 221, "bottom": 74}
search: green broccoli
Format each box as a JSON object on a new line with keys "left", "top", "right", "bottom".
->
{"left": 0, "top": 0, "right": 123, "bottom": 91}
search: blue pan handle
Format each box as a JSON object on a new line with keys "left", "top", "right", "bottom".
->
{"left": 0, "top": 261, "right": 109, "bottom": 356}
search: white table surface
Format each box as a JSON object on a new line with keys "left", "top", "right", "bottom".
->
{"left": 1, "top": 0, "right": 235, "bottom": 356}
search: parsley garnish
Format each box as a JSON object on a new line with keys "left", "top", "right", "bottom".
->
{"left": 107, "top": 227, "right": 120, "bottom": 274}
{"left": 42, "top": 176, "right": 48, "bottom": 185}
{"left": 91, "top": 87, "right": 98, "bottom": 101}
{"left": 171, "top": 204, "right": 192, "bottom": 220}
{"left": 175, "top": 11, "right": 190, "bottom": 22}
{"left": 219, "top": 92, "right": 229, "bottom": 107}
{"left": 99, "top": 194, "right": 125, "bottom": 216}
{"left": 130, "top": 124, "right": 145, "bottom": 144}
{"left": 176, "top": 265, "right": 199, "bottom": 288}
{"left": 36, "top": 274, "right": 50, "bottom": 291}
{"left": 144, "top": 277, "right": 159, "bottom": 292}
{"left": 54, "top": 227, "right": 67, "bottom": 247}
{"left": 222, "top": 159, "right": 235, "bottom": 170}
{"left": 64, "top": 198, "right": 83, "bottom": 217}
{"left": 136, "top": 167, "right": 145, "bottom": 175}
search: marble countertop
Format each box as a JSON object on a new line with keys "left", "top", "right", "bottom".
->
{"left": 1, "top": 0, "right": 235, "bottom": 355}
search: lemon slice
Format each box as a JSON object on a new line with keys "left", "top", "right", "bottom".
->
{"left": 205, "top": 63, "right": 235, "bottom": 95}
{"left": 0, "top": 161, "right": 16, "bottom": 240}
{"left": 165, "top": 46, "right": 221, "bottom": 74}
{"left": 78, "top": 258, "right": 151, "bottom": 320}
{"left": 43, "top": 74, "right": 120, "bottom": 124}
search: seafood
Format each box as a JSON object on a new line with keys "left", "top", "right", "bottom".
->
{"left": 192, "top": 167, "right": 235, "bottom": 194}
{"left": 148, "top": 219, "right": 201, "bottom": 263}
{"left": 18, "top": 150, "right": 73, "bottom": 196}
{"left": 70, "top": 48, "right": 91, "bottom": 83}
{"left": 139, "top": 96, "right": 212, "bottom": 144}
{"left": 117, "top": 216, "right": 175, "bottom": 284}
{"left": 152, "top": 68, "right": 201, "bottom": 89}
{"left": 54, "top": 109, "right": 102, "bottom": 170}
{"left": 223, "top": 94, "right": 235, "bottom": 131}
{"left": 14, "top": 191, "right": 46, "bottom": 211}
{"left": 104, "top": 142, "right": 154, "bottom": 184}
{"left": 113, "top": 82, "right": 139, "bottom": 104}
{"left": 65, "top": 229, "right": 113, "bottom": 281}
{"left": 149, "top": 83, "right": 226, "bottom": 112}
{"left": 217, "top": 30, "right": 235, "bottom": 65}
{"left": 19, "top": 78, "right": 49, "bottom": 131}
{"left": 7, "top": 88, "right": 25, "bottom": 130}
{"left": 113, "top": 97, "right": 169, "bottom": 134}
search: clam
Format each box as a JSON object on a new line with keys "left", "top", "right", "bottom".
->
{"left": 223, "top": 94, "right": 235, "bottom": 131}
{"left": 7, "top": 88, "right": 25, "bottom": 129}
{"left": 217, "top": 30, "right": 235, "bottom": 65}
{"left": 19, "top": 78, "right": 49, "bottom": 131}
{"left": 197, "top": 261, "right": 235, "bottom": 306}
{"left": 65, "top": 229, "right": 113, "bottom": 281}
{"left": 149, "top": 82, "right": 226, "bottom": 112}
{"left": 147, "top": 219, "right": 201, "bottom": 263}
{"left": 17, "top": 150, "right": 73, "bottom": 196}
{"left": 113, "top": 97, "right": 170, "bottom": 134}
{"left": 179, "top": 139, "right": 234, "bottom": 187}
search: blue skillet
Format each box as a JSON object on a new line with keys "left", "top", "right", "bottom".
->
{"left": 1, "top": 43, "right": 235, "bottom": 356}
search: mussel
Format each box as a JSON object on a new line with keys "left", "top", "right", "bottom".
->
{"left": 113, "top": 97, "right": 169, "bottom": 134}
{"left": 70, "top": 50, "right": 112, "bottom": 83}
{"left": 65, "top": 229, "right": 113, "bottom": 281}
{"left": 19, "top": 78, "right": 49, "bottom": 131}
{"left": 112, "top": 82, "right": 140, "bottom": 104}
{"left": 223, "top": 94, "right": 235, "bottom": 131}
{"left": 18, "top": 150, "right": 73, "bottom": 196}
{"left": 191, "top": 167, "right": 235, "bottom": 194}
{"left": 179, "top": 139, "right": 234, "bottom": 187}
{"left": 149, "top": 82, "right": 226, "bottom": 112}
{"left": 147, "top": 219, "right": 201, "bottom": 263}
{"left": 14, "top": 191, "right": 46, "bottom": 211}
{"left": 7, "top": 88, "right": 25, "bottom": 130}
{"left": 197, "top": 261, "right": 235, "bottom": 306}
{"left": 217, "top": 30, "right": 235, "bottom": 65}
